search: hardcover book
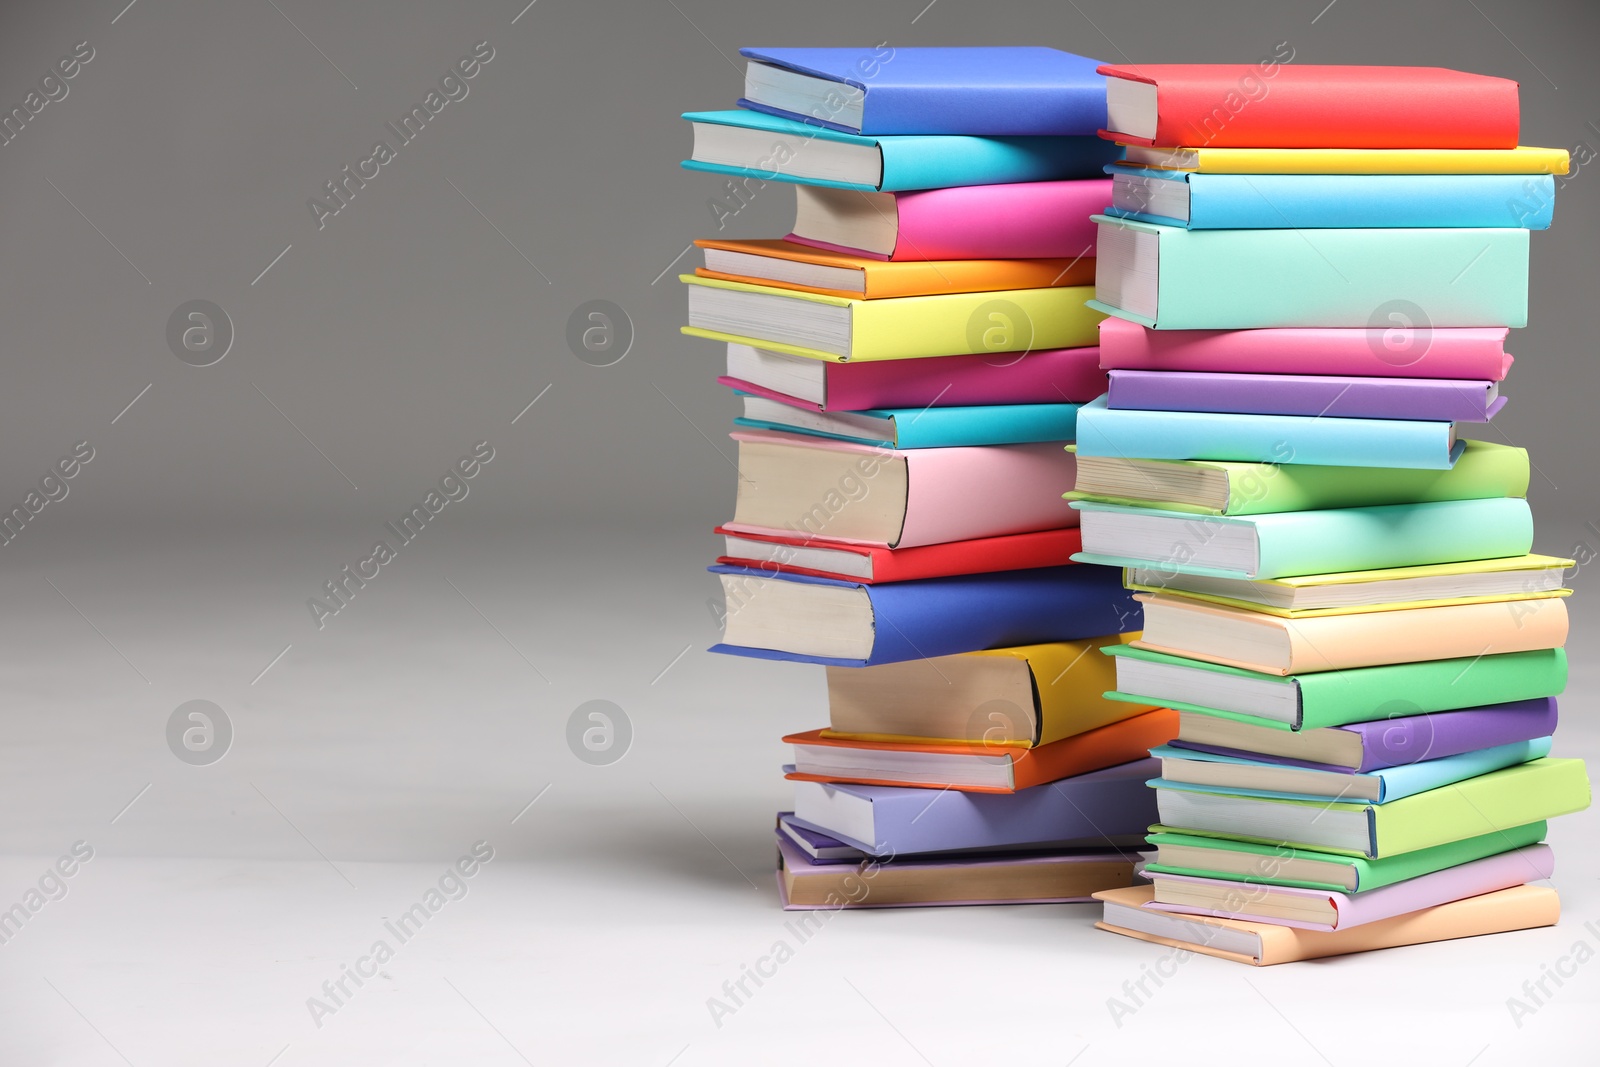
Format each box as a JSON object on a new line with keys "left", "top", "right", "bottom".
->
{"left": 1115, "top": 144, "right": 1568, "bottom": 175}
{"left": 741, "top": 46, "right": 1109, "bottom": 136}
{"left": 682, "top": 109, "right": 1120, "bottom": 192}
{"left": 734, "top": 394, "right": 1080, "bottom": 449}
{"left": 715, "top": 525, "right": 1083, "bottom": 584}
{"left": 1104, "top": 369, "right": 1506, "bottom": 423}
{"left": 1089, "top": 217, "right": 1530, "bottom": 330}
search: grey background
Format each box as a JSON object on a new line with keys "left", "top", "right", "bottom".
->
{"left": 0, "top": 1, "right": 1595, "bottom": 1064}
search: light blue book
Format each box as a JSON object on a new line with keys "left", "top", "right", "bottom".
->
{"left": 681, "top": 109, "right": 1120, "bottom": 192}
{"left": 1070, "top": 497, "right": 1535, "bottom": 580}
{"left": 1150, "top": 737, "right": 1554, "bottom": 804}
{"left": 1104, "top": 166, "right": 1556, "bottom": 230}
{"left": 1074, "top": 396, "right": 1462, "bottom": 469}
{"left": 734, "top": 394, "right": 1079, "bottom": 448}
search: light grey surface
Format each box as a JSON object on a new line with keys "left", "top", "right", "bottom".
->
{"left": 0, "top": 0, "right": 1595, "bottom": 1063}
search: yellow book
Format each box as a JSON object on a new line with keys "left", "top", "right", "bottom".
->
{"left": 822, "top": 634, "right": 1157, "bottom": 748}
{"left": 680, "top": 274, "right": 1102, "bottom": 362}
{"left": 1118, "top": 144, "right": 1570, "bottom": 175}
{"left": 1125, "top": 553, "right": 1572, "bottom": 618}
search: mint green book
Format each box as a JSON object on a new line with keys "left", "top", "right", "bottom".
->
{"left": 1153, "top": 757, "right": 1589, "bottom": 858}
{"left": 1067, "top": 439, "right": 1530, "bottom": 516}
{"left": 1089, "top": 215, "right": 1529, "bottom": 329}
{"left": 1144, "top": 822, "right": 1548, "bottom": 892}
{"left": 1103, "top": 644, "right": 1567, "bottom": 730}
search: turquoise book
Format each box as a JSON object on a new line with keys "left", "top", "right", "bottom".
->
{"left": 1150, "top": 737, "right": 1553, "bottom": 805}
{"left": 1070, "top": 497, "right": 1534, "bottom": 580}
{"left": 1105, "top": 167, "right": 1557, "bottom": 230}
{"left": 734, "top": 395, "right": 1080, "bottom": 448}
{"left": 1088, "top": 215, "right": 1529, "bottom": 329}
{"left": 682, "top": 109, "right": 1120, "bottom": 192}
{"left": 1074, "top": 396, "right": 1462, "bottom": 470}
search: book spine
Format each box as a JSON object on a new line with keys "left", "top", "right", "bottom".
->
{"left": 876, "top": 135, "right": 1120, "bottom": 192}
{"left": 895, "top": 180, "right": 1108, "bottom": 260}
{"left": 825, "top": 346, "right": 1107, "bottom": 409}
{"left": 1252, "top": 498, "right": 1535, "bottom": 580}
{"left": 1348, "top": 697, "right": 1560, "bottom": 772}
{"left": 1107, "top": 371, "right": 1501, "bottom": 422}
{"left": 1238, "top": 441, "right": 1530, "bottom": 516}
{"left": 1297, "top": 649, "right": 1568, "bottom": 730}
{"left": 1186, "top": 173, "right": 1554, "bottom": 230}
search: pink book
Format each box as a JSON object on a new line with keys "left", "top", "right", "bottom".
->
{"left": 1146, "top": 844, "right": 1553, "bottom": 932}
{"left": 1097, "top": 316, "right": 1515, "bottom": 381}
{"left": 727, "top": 429, "right": 1077, "bottom": 549}
{"left": 718, "top": 345, "right": 1107, "bottom": 412}
{"left": 787, "top": 180, "right": 1109, "bottom": 262}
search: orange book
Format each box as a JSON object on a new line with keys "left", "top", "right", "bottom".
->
{"left": 1094, "top": 884, "right": 1559, "bottom": 965}
{"left": 695, "top": 238, "right": 1094, "bottom": 299}
{"left": 783, "top": 708, "right": 1177, "bottom": 793}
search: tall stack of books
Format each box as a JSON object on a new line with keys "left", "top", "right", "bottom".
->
{"left": 1071, "top": 63, "right": 1592, "bottom": 963}
{"left": 679, "top": 46, "right": 1183, "bottom": 909}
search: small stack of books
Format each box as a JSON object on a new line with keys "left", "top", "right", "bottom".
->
{"left": 679, "top": 46, "right": 1181, "bottom": 908}
{"left": 1072, "top": 62, "right": 1591, "bottom": 963}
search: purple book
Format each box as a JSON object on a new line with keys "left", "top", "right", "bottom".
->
{"left": 1174, "top": 697, "right": 1559, "bottom": 773}
{"left": 787, "top": 758, "right": 1158, "bottom": 856}
{"left": 1146, "top": 844, "right": 1554, "bottom": 931}
{"left": 1106, "top": 369, "right": 1506, "bottom": 422}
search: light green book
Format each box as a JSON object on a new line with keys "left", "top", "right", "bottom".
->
{"left": 1103, "top": 644, "right": 1567, "bottom": 730}
{"left": 1088, "top": 215, "right": 1529, "bottom": 329}
{"left": 1144, "top": 822, "right": 1548, "bottom": 892}
{"left": 1154, "top": 758, "right": 1589, "bottom": 858}
{"left": 1067, "top": 439, "right": 1529, "bottom": 516}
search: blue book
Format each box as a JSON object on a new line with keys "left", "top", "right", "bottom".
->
{"left": 682, "top": 109, "right": 1120, "bottom": 193}
{"left": 1150, "top": 737, "right": 1554, "bottom": 805}
{"left": 787, "top": 759, "right": 1158, "bottom": 856}
{"left": 738, "top": 46, "right": 1108, "bottom": 136}
{"left": 710, "top": 563, "right": 1139, "bottom": 667}
{"left": 1071, "top": 497, "right": 1535, "bottom": 581}
{"left": 1105, "top": 167, "right": 1557, "bottom": 230}
{"left": 734, "top": 394, "right": 1080, "bottom": 448}
{"left": 1074, "top": 396, "right": 1463, "bottom": 470}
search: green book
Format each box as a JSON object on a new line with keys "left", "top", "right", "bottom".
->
{"left": 1103, "top": 644, "right": 1567, "bottom": 730}
{"left": 1067, "top": 439, "right": 1529, "bottom": 516}
{"left": 1088, "top": 215, "right": 1529, "bottom": 329}
{"left": 1144, "top": 822, "right": 1548, "bottom": 892}
{"left": 1154, "top": 758, "right": 1589, "bottom": 858}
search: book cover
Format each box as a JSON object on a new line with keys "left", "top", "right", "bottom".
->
{"left": 785, "top": 709, "right": 1177, "bottom": 793}
{"left": 682, "top": 109, "right": 1120, "bottom": 192}
{"left": 1068, "top": 440, "right": 1530, "bottom": 517}
{"left": 790, "top": 181, "right": 1108, "bottom": 261}
{"left": 720, "top": 344, "right": 1107, "bottom": 411}
{"left": 741, "top": 46, "right": 1109, "bottom": 136}
{"left": 1117, "top": 144, "right": 1569, "bottom": 175}
{"left": 1074, "top": 396, "right": 1465, "bottom": 469}
{"left": 694, "top": 238, "right": 1094, "bottom": 298}
{"left": 1098, "top": 64, "right": 1519, "bottom": 149}
{"left": 1096, "top": 315, "right": 1515, "bottom": 380}
{"left": 789, "top": 758, "right": 1159, "bottom": 856}
{"left": 1072, "top": 497, "right": 1535, "bottom": 581}
{"left": 1105, "top": 369, "right": 1506, "bottom": 422}
{"left": 1147, "top": 845, "right": 1553, "bottom": 931}
{"left": 735, "top": 399, "right": 1080, "bottom": 449}
{"left": 710, "top": 563, "right": 1140, "bottom": 668}
{"left": 683, "top": 274, "right": 1103, "bottom": 361}
{"left": 1107, "top": 168, "right": 1555, "bottom": 229}
{"left": 1104, "top": 645, "right": 1569, "bottom": 731}
{"left": 1132, "top": 593, "right": 1566, "bottom": 676}
{"left": 714, "top": 525, "right": 1083, "bottom": 584}
{"left": 1094, "top": 884, "right": 1561, "bottom": 966}
{"left": 1089, "top": 217, "right": 1530, "bottom": 329}
{"left": 1144, "top": 822, "right": 1549, "bottom": 892}
{"left": 1173, "top": 697, "right": 1560, "bottom": 772}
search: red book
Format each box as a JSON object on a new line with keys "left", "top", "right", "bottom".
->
{"left": 1098, "top": 64, "right": 1519, "bottom": 150}
{"left": 715, "top": 525, "right": 1081, "bottom": 583}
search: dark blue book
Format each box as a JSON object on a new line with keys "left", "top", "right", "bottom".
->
{"left": 710, "top": 563, "right": 1139, "bottom": 667}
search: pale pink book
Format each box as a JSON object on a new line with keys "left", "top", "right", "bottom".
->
{"left": 1146, "top": 844, "right": 1555, "bottom": 932}
{"left": 727, "top": 429, "right": 1077, "bottom": 549}
{"left": 788, "top": 180, "right": 1109, "bottom": 262}
{"left": 1097, "top": 316, "right": 1515, "bottom": 381}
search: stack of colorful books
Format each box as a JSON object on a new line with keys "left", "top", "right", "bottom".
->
{"left": 1070, "top": 62, "right": 1592, "bottom": 963}
{"left": 679, "top": 46, "right": 1182, "bottom": 909}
